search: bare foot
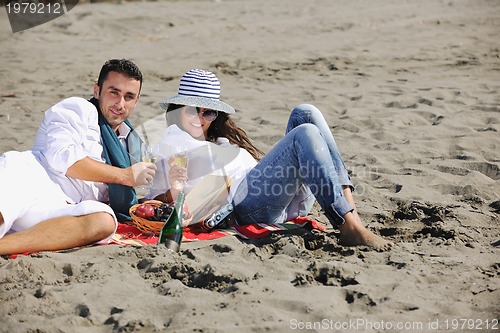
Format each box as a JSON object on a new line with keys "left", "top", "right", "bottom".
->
{"left": 338, "top": 212, "right": 393, "bottom": 250}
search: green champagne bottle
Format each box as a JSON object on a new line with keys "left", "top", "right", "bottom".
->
{"left": 158, "top": 191, "right": 185, "bottom": 252}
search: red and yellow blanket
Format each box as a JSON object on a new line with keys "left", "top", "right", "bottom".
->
{"left": 111, "top": 216, "right": 325, "bottom": 246}
{"left": 7, "top": 217, "right": 324, "bottom": 259}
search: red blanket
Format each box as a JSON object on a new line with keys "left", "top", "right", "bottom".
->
{"left": 6, "top": 217, "right": 324, "bottom": 259}
{"left": 111, "top": 216, "right": 325, "bottom": 246}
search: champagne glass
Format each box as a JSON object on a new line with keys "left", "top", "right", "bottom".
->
{"left": 143, "top": 143, "right": 159, "bottom": 164}
{"left": 134, "top": 143, "right": 159, "bottom": 197}
{"left": 171, "top": 146, "right": 188, "bottom": 190}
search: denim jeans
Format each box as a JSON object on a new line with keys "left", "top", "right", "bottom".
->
{"left": 232, "top": 104, "right": 354, "bottom": 226}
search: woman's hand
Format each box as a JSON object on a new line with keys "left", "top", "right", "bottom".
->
{"left": 168, "top": 158, "right": 188, "bottom": 190}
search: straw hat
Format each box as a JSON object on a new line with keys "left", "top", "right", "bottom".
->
{"left": 159, "top": 69, "right": 235, "bottom": 114}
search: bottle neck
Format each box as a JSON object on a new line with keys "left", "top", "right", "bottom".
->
{"left": 175, "top": 191, "right": 185, "bottom": 207}
{"left": 174, "top": 191, "right": 185, "bottom": 219}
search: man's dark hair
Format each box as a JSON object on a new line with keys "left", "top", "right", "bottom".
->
{"left": 97, "top": 59, "right": 143, "bottom": 92}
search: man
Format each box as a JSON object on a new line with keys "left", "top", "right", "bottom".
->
{"left": 32, "top": 58, "right": 156, "bottom": 222}
{"left": 0, "top": 59, "right": 155, "bottom": 255}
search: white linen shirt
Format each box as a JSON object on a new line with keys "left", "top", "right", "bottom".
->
{"left": 31, "top": 97, "right": 108, "bottom": 203}
{"left": 146, "top": 125, "right": 257, "bottom": 202}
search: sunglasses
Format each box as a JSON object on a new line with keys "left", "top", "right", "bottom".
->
{"left": 183, "top": 106, "right": 218, "bottom": 121}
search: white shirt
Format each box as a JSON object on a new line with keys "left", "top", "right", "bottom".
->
{"left": 116, "top": 122, "right": 131, "bottom": 151}
{"left": 147, "top": 124, "right": 257, "bottom": 202}
{"left": 31, "top": 97, "right": 108, "bottom": 203}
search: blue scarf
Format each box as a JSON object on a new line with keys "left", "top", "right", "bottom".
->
{"left": 90, "top": 98, "right": 141, "bottom": 222}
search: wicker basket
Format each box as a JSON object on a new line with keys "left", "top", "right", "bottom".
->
{"left": 129, "top": 200, "right": 192, "bottom": 235}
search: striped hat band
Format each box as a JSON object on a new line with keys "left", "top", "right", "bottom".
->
{"left": 159, "top": 69, "right": 236, "bottom": 114}
{"left": 178, "top": 69, "right": 220, "bottom": 99}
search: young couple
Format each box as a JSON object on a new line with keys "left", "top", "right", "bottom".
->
{"left": 147, "top": 69, "right": 392, "bottom": 250}
{"left": 0, "top": 64, "right": 391, "bottom": 256}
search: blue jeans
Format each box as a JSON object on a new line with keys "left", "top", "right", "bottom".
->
{"left": 232, "top": 104, "right": 354, "bottom": 226}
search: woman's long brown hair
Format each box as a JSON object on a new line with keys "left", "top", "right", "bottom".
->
{"left": 166, "top": 104, "right": 264, "bottom": 161}
{"left": 206, "top": 112, "right": 264, "bottom": 161}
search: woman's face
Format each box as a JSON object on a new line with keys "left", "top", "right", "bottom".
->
{"left": 180, "top": 106, "right": 217, "bottom": 140}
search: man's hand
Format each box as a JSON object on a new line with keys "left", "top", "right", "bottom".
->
{"left": 129, "top": 162, "right": 157, "bottom": 187}
{"left": 67, "top": 157, "right": 157, "bottom": 187}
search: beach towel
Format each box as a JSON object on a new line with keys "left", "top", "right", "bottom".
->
{"left": 5, "top": 216, "right": 325, "bottom": 259}
{"left": 6, "top": 217, "right": 325, "bottom": 259}
{"left": 110, "top": 216, "right": 325, "bottom": 247}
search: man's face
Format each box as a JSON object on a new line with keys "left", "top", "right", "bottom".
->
{"left": 94, "top": 71, "right": 141, "bottom": 132}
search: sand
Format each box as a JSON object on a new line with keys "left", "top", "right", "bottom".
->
{"left": 0, "top": 0, "right": 499, "bottom": 332}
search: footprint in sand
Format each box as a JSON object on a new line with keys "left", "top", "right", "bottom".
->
{"left": 466, "top": 162, "right": 499, "bottom": 180}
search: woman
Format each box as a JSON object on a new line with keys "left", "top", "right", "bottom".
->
{"left": 150, "top": 69, "right": 392, "bottom": 249}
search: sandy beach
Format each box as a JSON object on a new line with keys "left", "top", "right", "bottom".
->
{"left": 0, "top": 0, "right": 499, "bottom": 332}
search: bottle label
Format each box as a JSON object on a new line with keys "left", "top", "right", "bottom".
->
{"left": 163, "top": 239, "right": 180, "bottom": 253}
